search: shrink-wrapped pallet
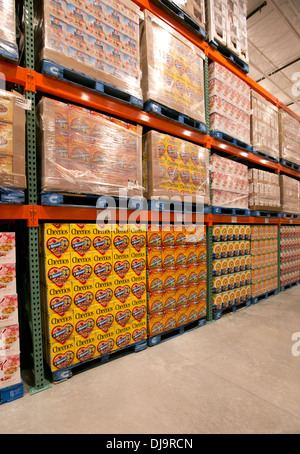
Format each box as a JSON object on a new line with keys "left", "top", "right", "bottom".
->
{"left": 37, "top": 97, "right": 143, "bottom": 197}
{"left": 248, "top": 169, "right": 280, "bottom": 211}
{"left": 34, "top": 0, "right": 142, "bottom": 102}
{"left": 280, "top": 175, "right": 300, "bottom": 214}
{"left": 279, "top": 109, "right": 300, "bottom": 166}
{"left": 0, "top": 90, "right": 26, "bottom": 190}
{"left": 143, "top": 130, "right": 210, "bottom": 204}
{"left": 141, "top": 11, "right": 206, "bottom": 125}
{"left": 0, "top": 0, "right": 18, "bottom": 61}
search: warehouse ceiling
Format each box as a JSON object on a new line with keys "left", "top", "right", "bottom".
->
{"left": 247, "top": 0, "right": 300, "bottom": 117}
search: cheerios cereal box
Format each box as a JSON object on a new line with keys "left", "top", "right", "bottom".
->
{"left": 73, "top": 331, "right": 98, "bottom": 365}
{"left": 95, "top": 329, "right": 115, "bottom": 356}
{"left": 45, "top": 338, "right": 75, "bottom": 372}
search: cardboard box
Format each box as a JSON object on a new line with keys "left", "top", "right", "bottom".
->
{"left": 0, "top": 353, "right": 21, "bottom": 389}
{"left": 0, "top": 294, "right": 18, "bottom": 327}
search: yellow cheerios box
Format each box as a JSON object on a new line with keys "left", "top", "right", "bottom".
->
{"left": 94, "top": 278, "right": 114, "bottom": 308}
{"left": 73, "top": 304, "right": 97, "bottom": 339}
{"left": 70, "top": 235, "right": 92, "bottom": 257}
{"left": 95, "top": 328, "right": 115, "bottom": 356}
{"left": 94, "top": 304, "right": 115, "bottom": 334}
{"left": 72, "top": 280, "right": 94, "bottom": 312}
{"left": 113, "top": 324, "right": 132, "bottom": 351}
{"left": 70, "top": 223, "right": 93, "bottom": 238}
{"left": 93, "top": 257, "right": 114, "bottom": 283}
{"left": 91, "top": 224, "right": 112, "bottom": 255}
{"left": 42, "top": 282, "right": 73, "bottom": 316}
{"left": 70, "top": 254, "right": 93, "bottom": 286}
{"left": 45, "top": 338, "right": 75, "bottom": 372}
{"left": 44, "top": 311, "right": 74, "bottom": 345}
{"left": 73, "top": 332, "right": 98, "bottom": 365}
{"left": 43, "top": 254, "right": 71, "bottom": 289}
{"left": 40, "top": 223, "right": 70, "bottom": 249}
{"left": 130, "top": 320, "right": 147, "bottom": 344}
{"left": 112, "top": 225, "right": 131, "bottom": 254}
{"left": 130, "top": 254, "right": 146, "bottom": 278}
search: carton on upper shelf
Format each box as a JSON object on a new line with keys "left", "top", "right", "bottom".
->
{"left": 34, "top": 0, "right": 142, "bottom": 101}
{"left": 279, "top": 108, "right": 300, "bottom": 166}
{"left": 140, "top": 10, "right": 206, "bottom": 125}
{"left": 172, "top": 0, "right": 206, "bottom": 30}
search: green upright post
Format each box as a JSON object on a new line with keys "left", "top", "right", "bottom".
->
{"left": 204, "top": 56, "right": 210, "bottom": 134}
{"left": 278, "top": 224, "right": 281, "bottom": 293}
{"left": 24, "top": 0, "right": 51, "bottom": 394}
{"left": 206, "top": 226, "right": 214, "bottom": 322}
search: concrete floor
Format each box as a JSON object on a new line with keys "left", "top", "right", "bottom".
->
{"left": 1, "top": 286, "right": 300, "bottom": 434}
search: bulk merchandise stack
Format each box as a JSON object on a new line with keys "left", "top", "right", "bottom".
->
{"left": 212, "top": 224, "right": 251, "bottom": 316}
{"left": 0, "top": 0, "right": 18, "bottom": 62}
{"left": 172, "top": 0, "right": 206, "bottom": 33}
{"left": 211, "top": 154, "right": 249, "bottom": 210}
{"left": 0, "top": 233, "right": 22, "bottom": 394}
{"left": 280, "top": 175, "right": 300, "bottom": 215}
{"left": 34, "top": 0, "right": 142, "bottom": 104}
{"left": 280, "top": 226, "right": 300, "bottom": 289}
{"left": 279, "top": 109, "right": 300, "bottom": 168}
{"left": 146, "top": 224, "right": 207, "bottom": 339}
{"left": 208, "top": 60, "right": 251, "bottom": 146}
{"left": 250, "top": 90, "right": 280, "bottom": 162}
{"left": 40, "top": 223, "right": 147, "bottom": 374}
{"left": 250, "top": 226, "right": 278, "bottom": 300}
{"left": 248, "top": 169, "right": 281, "bottom": 213}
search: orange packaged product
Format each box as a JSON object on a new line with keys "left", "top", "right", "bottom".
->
{"left": 147, "top": 291, "right": 164, "bottom": 314}
{"left": 146, "top": 247, "right": 162, "bottom": 270}
{"left": 147, "top": 224, "right": 162, "bottom": 248}
{"left": 176, "top": 305, "right": 188, "bottom": 327}
{"left": 163, "top": 308, "right": 177, "bottom": 332}
{"left": 175, "top": 265, "right": 188, "bottom": 287}
{"left": 175, "top": 286, "right": 188, "bottom": 307}
{"left": 196, "top": 300, "right": 207, "bottom": 319}
{"left": 196, "top": 242, "right": 206, "bottom": 263}
{"left": 147, "top": 312, "right": 164, "bottom": 337}
{"left": 162, "top": 288, "right": 176, "bottom": 310}
{"left": 161, "top": 246, "right": 176, "bottom": 268}
{"left": 186, "top": 245, "right": 197, "bottom": 265}
{"left": 161, "top": 225, "right": 176, "bottom": 247}
{"left": 186, "top": 303, "right": 199, "bottom": 323}
{"left": 147, "top": 268, "right": 163, "bottom": 293}
{"left": 174, "top": 245, "right": 187, "bottom": 267}
{"left": 186, "top": 284, "right": 198, "bottom": 304}
{"left": 185, "top": 264, "right": 198, "bottom": 285}
{"left": 197, "top": 281, "right": 206, "bottom": 301}
{"left": 162, "top": 267, "right": 176, "bottom": 290}
{"left": 174, "top": 225, "right": 187, "bottom": 246}
{"left": 197, "top": 262, "right": 207, "bottom": 282}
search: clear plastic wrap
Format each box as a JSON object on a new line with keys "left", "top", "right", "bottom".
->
{"left": 206, "top": 0, "right": 227, "bottom": 47}
{"left": 280, "top": 175, "right": 300, "bottom": 214}
{"left": 250, "top": 90, "right": 279, "bottom": 161}
{"left": 37, "top": 97, "right": 143, "bottom": 197}
{"left": 0, "top": 90, "right": 26, "bottom": 190}
{"left": 280, "top": 226, "right": 300, "bottom": 286}
{"left": 143, "top": 130, "right": 210, "bottom": 204}
{"left": 211, "top": 154, "right": 249, "bottom": 209}
{"left": 0, "top": 0, "right": 18, "bottom": 61}
{"left": 208, "top": 61, "right": 251, "bottom": 144}
{"left": 140, "top": 11, "right": 206, "bottom": 125}
{"left": 34, "top": 0, "right": 142, "bottom": 101}
{"left": 279, "top": 108, "right": 300, "bottom": 165}
{"left": 172, "top": 0, "right": 206, "bottom": 29}
{"left": 248, "top": 169, "right": 280, "bottom": 210}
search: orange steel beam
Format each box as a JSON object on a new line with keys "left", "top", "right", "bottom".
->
{"left": 0, "top": 61, "right": 28, "bottom": 87}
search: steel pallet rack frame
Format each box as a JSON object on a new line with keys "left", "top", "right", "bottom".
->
{"left": 0, "top": 0, "right": 299, "bottom": 392}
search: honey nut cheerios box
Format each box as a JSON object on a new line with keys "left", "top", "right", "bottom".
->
{"left": 95, "top": 328, "right": 115, "bottom": 357}
{"left": 73, "top": 331, "right": 99, "bottom": 365}
{"left": 44, "top": 338, "right": 75, "bottom": 372}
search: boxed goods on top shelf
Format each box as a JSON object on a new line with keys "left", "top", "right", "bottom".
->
{"left": 0, "top": 232, "right": 21, "bottom": 391}
{"left": 280, "top": 175, "right": 300, "bottom": 214}
{"left": 0, "top": 0, "right": 18, "bottom": 62}
{"left": 36, "top": 97, "right": 143, "bottom": 197}
{"left": 146, "top": 224, "right": 207, "bottom": 337}
{"left": 143, "top": 130, "right": 210, "bottom": 203}
{"left": 279, "top": 108, "right": 300, "bottom": 166}
{"left": 140, "top": 11, "right": 206, "bottom": 126}
{"left": 34, "top": 0, "right": 142, "bottom": 102}
{"left": 172, "top": 0, "right": 206, "bottom": 31}
{"left": 250, "top": 226, "right": 278, "bottom": 298}
{"left": 280, "top": 226, "right": 300, "bottom": 287}
{"left": 206, "top": 0, "right": 248, "bottom": 64}
{"left": 0, "top": 90, "right": 26, "bottom": 190}
{"left": 208, "top": 61, "right": 251, "bottom": 145}
{"left": 211, "top": 154, "right": 249, "bottom": 209}
{"left": 251, "top": 91, "right": 280, "bottom": 162}
{"left": 248, "top": 169, "right": 281, "bottom": 211}
{"left": 40, "top": 222, "right": 147, "bottom": 372}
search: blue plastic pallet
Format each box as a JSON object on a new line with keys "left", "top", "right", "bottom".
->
{"left": 152, "top": 0, "right": 206, "bottom": 40}
{"left": 252, "top": 148, "right": 279, "bottom": 163}
{"left": 280, "top": 158, "right": 300, "bottom": 172}
{"left": 251, "top": 210, "right": 281, "bottom": 218}
{"left": 144, "top": 100, "right": 207, "bottom": 134}
{"left": 212, "top": 206, "right": 251, "bottom": 217}
{"left": 40, "top": 59, "right": 143, "bottom": 109}
{"left": 0, "top": 39, "right": 18, "bottom": 63}
{"left": 251, "top": 289, "right": 278, "bottom": 304}
{"left": 0, "top": 188, "right": 25, "bottom": 204}
{"left": 213, "top": 299, "right": 251, "bottom": 320}
{"left": 209, "top": 40, "right": 249, "bottom": 73}
{"left": 148, "top": 317, "right": 206, "bottom": 347}
{"left": 281, "top": 212, "right": 300, "bottom": 219}
{"left": 210, "top": 130, "right": 252, "bottom": 151}
{"left": 50, "top": 339, "right": 147, "bottom": 383}
{"left": 0, "top": 382, "right": 24, "bottom": 405}
{"left": 41, "top": 192, "right": 146, "bottom": 210}
{"left": 148, "top": 199, "right": 210, "bottom": 214}
{"left": 280, "top": 280, "right": 300, "bottom": 292}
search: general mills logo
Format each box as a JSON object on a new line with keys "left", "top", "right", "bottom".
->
{"left": 291, "top": 72, "right": 300, "bottom": 98}
{"left": 292, "top": 332, "right": 300, "bottom": 357}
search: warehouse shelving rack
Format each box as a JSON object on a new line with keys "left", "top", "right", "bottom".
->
{"left": 1, "top": 0, "right": 300, "bottom": 393}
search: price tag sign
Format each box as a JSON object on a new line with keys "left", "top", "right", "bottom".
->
{"left": 231, "top": 216, "right": 237, "bottom": 223}
{"left": 265, "top": 218, "right": 269, "bottom": 224}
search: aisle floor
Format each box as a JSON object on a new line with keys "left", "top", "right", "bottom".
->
{"left": 1, "top": 286, "right": 300, "bottom": 434}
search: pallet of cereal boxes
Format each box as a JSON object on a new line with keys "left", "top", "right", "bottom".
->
{"left": 143, "top": 130, "right": 210, "bottom": 204}
{"left": 279, "top": 108, "right": 300, "bottom": 167}
{"left": 40, "top": 223, "right": 147, "bottom": 374}
{"left": 34, "top": 0, "right": 142, "bottom": 103}
{"left": 36, "top": 98, "right": 143, "bottom": 198}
